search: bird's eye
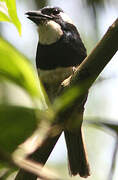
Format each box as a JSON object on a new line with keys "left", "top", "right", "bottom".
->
{"left": 52, "top": 9, "right": 60, "bottom": 15}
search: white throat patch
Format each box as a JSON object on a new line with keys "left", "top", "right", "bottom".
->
{"left": 60, "top": 12, "right": 73, "bottom": 24}
{"left": 38, "top": 20, "right": 63, "bottom": 45}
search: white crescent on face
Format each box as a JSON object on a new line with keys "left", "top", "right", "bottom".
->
{"left": 60, "top": 12, "right": 73, "bottom": 24}
{"left": 38, "top": 12, "right": 73, "bottom": 45}
{"left": 38, "top": 20, "right": 63, "bottom": 45}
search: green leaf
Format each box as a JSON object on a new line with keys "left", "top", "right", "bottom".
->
{"left": 0, "top": 0, "right": 21, "bottom": 35}
{"left": 0, "top": 11, "right": 11, "bottom": 21}
{"left": 0, "top": 37, "right": 47, "bottom": 109}
{"left": 0, "top": 105, "right": 37, "bottom": 153}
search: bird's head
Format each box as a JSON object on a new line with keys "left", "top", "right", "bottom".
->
{"left": 26, "top": 7, "right": 74, "bottom": 45}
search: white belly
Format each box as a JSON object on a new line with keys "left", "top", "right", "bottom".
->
{"left": 37, "top": 67, "right": 73, "bottom": 102}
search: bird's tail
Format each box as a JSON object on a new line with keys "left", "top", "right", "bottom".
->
{"left": 64, "top": 127, "right": 90, "bottom": 178}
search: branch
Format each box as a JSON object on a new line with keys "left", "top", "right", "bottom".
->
{"left": 72, "top": 18, "right": 118, "bottom": 87}
{"left": 108, "top": 135, "right": 118, "bottom": 180}
{"left": 58, "top": 18, "right": 118, "bottom": 100}
{"left": 14, "top": 157, "right": 60, "bottom": 180}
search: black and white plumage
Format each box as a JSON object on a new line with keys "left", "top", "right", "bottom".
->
{"left": 25, "top": 6, "right": 90, "bottom": 178}
{"left": 27, "top": 6, "right": 86, "bottom": 69}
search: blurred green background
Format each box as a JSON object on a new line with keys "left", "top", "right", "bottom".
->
{"left": 0, "top": 0, "right": 118, "bottom": 180}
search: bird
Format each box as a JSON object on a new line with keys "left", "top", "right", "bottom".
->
{"left": 16, "top": 6, "right": 90, "bottom": 179}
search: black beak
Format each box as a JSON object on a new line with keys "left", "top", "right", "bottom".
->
{"left": 25, "top": 11, "right": 52, "bottom": 25}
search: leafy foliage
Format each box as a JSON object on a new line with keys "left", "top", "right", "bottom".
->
{"left": 0, "top": 105, "right": 37, "bottom": 153}
{"left": 0, "top": 0, "right": 21, "bottom": 35}
{"left": 0, "top": 37, "right": 47, "bottom": 109}
{"left": 0, "top": 2, "right": 49, "bottom": 178}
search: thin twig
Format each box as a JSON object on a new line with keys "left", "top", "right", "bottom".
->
{"left": 107, "top": 135, "right": 118, "bottom": 180}
{"left": 14, "top": 157, "right": 61, "bottom": 180}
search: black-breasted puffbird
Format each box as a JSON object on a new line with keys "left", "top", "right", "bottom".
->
{"left": 26, "top": 6, "right": 90, "bottom": 178}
